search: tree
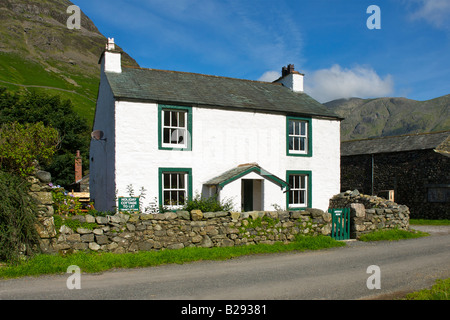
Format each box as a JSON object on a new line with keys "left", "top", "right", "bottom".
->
{"left": 0, "top": 122, "right": 59, "bottom": 176}
{"left": 0, "top": 88, "right": 91, "bottom": 186}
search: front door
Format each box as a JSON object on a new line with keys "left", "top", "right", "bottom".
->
{"left": 242, "top": 179, "right": 253, "bottom": 212}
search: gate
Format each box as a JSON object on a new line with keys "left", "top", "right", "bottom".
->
{"left": 329, "top": 208, "right": 350, "bottom": 240}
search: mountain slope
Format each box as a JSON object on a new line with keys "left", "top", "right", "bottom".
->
{"left": 324, "top": 94, "right": 450, "bottom": 141}
{"left": 0, "top": 0, "right": 139, "bottom": 125}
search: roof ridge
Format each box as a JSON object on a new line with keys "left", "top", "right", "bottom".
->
{"left": 121, "top": 65, "right": 283, "bottom": 86}
{"left": 342, "top": 130, "right": 450, "bottom": 143}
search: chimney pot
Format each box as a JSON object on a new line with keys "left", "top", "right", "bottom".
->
{"left": 75, "top": 150, "right": 82, "bottom": 183}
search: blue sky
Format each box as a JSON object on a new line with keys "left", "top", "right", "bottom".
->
{"left": 71, "top": 0, "right": 450, "bottom": 103}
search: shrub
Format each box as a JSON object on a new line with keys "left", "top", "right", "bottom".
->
{"left": 0, "top": 122, "right": 59, "bottom": 176}
{"left": 183, "top": 194, "right": 234, "bottom": 212}
{"left": 0, "top": 171, "right": 41, "bottom": 263}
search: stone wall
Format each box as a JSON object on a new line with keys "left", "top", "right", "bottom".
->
{"left": 41, "top": 209, "right": 332, "bottom": 255}
{"left": 329, "top": 190, "right": 410, "bottom": 239}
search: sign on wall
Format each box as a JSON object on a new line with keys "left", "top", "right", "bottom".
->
{"left": 118, "top": 197, "right": 140, "bottom": 212}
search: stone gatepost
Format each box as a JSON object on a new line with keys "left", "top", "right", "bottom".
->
{"left": 29, "top": 170, "right": 57, "bottom": 253}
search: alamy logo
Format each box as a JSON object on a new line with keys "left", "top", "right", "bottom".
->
{"left": 366, "top": 265, "right": 381, "bottom": 289}
{"left": 66, "top": 265, "right": 81, "bottom": 289}
{"left": 366, "top": 5, "right": 381, "bottom": 30}
{"left": 67, "top": 5, "right": 81, "bottom": 30}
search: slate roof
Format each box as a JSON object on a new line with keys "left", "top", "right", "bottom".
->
{"left": 204, "top": 163, "right": 289, "bottom": 188}
{"left": 104, "top": 67, "right": 341, "bottom": 119}
{"left": 341, "top": 131, "right": 450, "bottom": 156}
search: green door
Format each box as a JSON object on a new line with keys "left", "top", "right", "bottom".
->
{"left": 242, "top": 179, "right": 253, "bottom": 212}
{"left": 329, "top": 208, "right": 350, "bottom": 240}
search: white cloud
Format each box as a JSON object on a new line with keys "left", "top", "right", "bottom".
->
{"left": 408, "top": 0, "right": 450, "bottom": 29}
{"left": 304, "top": 64, "right": 394, "bottom": 103}
{"left": 257, "top": 71, "right": 280, "bottom": 82}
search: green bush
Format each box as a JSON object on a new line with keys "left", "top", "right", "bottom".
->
{"left": 0, "top": 121, "right": 59, "bottom": 176}
{"left": 183, "top": 194, "right": 234, "bottom": 212}
{"left": 0, "top": 171, "right": 40, "bottom": 263}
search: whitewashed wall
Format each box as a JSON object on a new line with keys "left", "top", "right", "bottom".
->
{"left": 110, "top": 100, "right": 340, "bottom": 212}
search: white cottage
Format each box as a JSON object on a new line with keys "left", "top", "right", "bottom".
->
{"left": 90, "top": 39, "right": 342, "bottom": 213}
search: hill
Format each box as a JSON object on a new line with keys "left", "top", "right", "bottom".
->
{"left": 0, "top": 0, "right": 138, "bottom": 125}
{"left": 324, "top": 95, "right": 450, "bottom": 141}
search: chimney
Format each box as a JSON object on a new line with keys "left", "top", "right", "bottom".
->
{"left": 100, "top": 37, "right": 122, "bottom": 73}
{"left": 274, "top": 64, "right": 304, "bottom": 92}
{"left": 75, "top": 150, "right": 82, "bottom": 183}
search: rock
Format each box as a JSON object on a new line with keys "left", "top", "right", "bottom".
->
{"left": 76, "top": 227, "right": 93, "bottom": 234}
{"left": 85, "top": 214, "right": 96, "bottom": 223}
{"left": 89, "top": 242, "right": 101, "bottom": 251}
{"left": 176, "top": 211, "right": 190, "bottom": 220}
{"left": 167, "top": 243, "right": 184, "bottom": 250}
{"left": 96, "top": 216, "right": 108, "bottom": 224}
{"left": 36, "top": 170, "right": 52, "bottom": 183}
{"left": 31, "top": 192, "right": 53, "bottom": 205}
{"left": 201, "top": 235, "right": 213, "bottom": 248}
{"left": 230, "top": 211, "right": 241, "bottom": 221}
{"left": 95, "top": 235, "right": 109, "bottom": 245}
{"left": 164, "top": 211, "right": 177, "bottom": 220}
{"left": 350, "top": 203, "right": 366, "bottom": 218}
{"left": 191, "top": 210, "right": 203, "bottom": 221}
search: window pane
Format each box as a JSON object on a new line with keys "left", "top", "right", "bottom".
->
{"left": 294, "top": 190, "right": 299, "bottom": 203}
{"left": 300, "top": 122, "right": 306, "bottom": 136}
{"left": 300, "top": 190, "right": 305, "bottom": 204}
{"left": 294, "top": 137, "right": 300, "bottom": 151}
{"left": 164, "top": 174, "right": 170, "bottom": 189}
{"left": 171, "top": 173, "right": 178, "bottom": 189}
{"left": 179, "top": 112, "right": 185, "bottom": 128}
{"left": 164, "top": 191, "right": 170, "bottom": 204}
{"left": 177, "top": 129, "right": 185, "bottom": 144}
{"left": 294, "top": 121, "right": 299, "bottom": 135}
{"left": 163, "top": 128, "right": 170, "bottom": 143}
{"left": 289, "top": 121, "right": 294, "bottom": 135}
{"left": 178, "top": 173, "right": 185, "bottom": 189}
{"left": 300, "top": 137, "right": 305, "bottom": 151}
{"left": 171, "top": 111, "right": 178, "bottom": 127}
{"left": 300, "top": 175, "right": 306, "bottom": 189}
{"left": 170, "top": 129, "right": 177, "bottom": 143}
{"left": 289, "top": 191, "right": 293, "bottom": 204}
{"left": 164, "top": 111, "right": 170, "bottom": 126}
{"left": 289, "top": 175, "right": 294, "bottom": 187}
{"left": 289, "top": 137, "right": 294, "bottom": 150}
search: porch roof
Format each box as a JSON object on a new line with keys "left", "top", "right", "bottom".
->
{"left": 204, "top": 163, "right": 289, "bottom": 189}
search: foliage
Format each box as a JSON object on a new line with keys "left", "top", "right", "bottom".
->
{"left": 359, "top": 228, "right": 429, "bottom": 242}
{"left": 183, "top": 194, "right": 234, "bottom": 212}
{"left": 0, "top": 235, "right": 345, "bottom": 279}
{"left": 0, "top": 171, "right": 40, "bottom": 264}
{"left": 53, "top": 215, "right": 98, "bottom": 233}
{"left": 405, "top": 278, "right": 450, "bottom": 300}
{"left": 51, "top": 184, "right": 95, "bottom": 216}
{"left": 0, "top": 88, "right": 91, "bottom": 187}
{"left": 0, "top": 121, "right": 59, "bottom": 176}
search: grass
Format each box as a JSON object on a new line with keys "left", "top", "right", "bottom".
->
{"left": 359, "top": 228, "right": 429, "bottom": 242}
{"left": 0, "top": 235, "right": 345, "bottom": 279}
{"left": 404, "top": 278, "right": 450, "bottom": 300}
{"left": 410, "top": 219, "right": 450, "bottom": 225}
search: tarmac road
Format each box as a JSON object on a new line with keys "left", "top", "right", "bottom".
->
{"left": 0, "top": 225, "right": 449, "bottom": 301}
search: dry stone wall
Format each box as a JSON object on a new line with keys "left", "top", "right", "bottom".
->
{"left": 41, "top": 209, "right": 332, "bottom": 255}
{"left": 329, "top": 189, "right": 410, "bottom": 239}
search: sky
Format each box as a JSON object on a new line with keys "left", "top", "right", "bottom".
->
{"left": 71, "top": 0, "right": 450, "bottom": 103}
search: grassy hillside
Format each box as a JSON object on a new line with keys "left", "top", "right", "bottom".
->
{"left": 0, "top": 0, "right": 138, "bottom": 126}
{"left": 324, "top": 95, "right": 450, "bottom": 141}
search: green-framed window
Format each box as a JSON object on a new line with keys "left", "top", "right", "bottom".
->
{"left": 286, "top": 170, "right": 312, "bottom": 210}
{"left": 158, "top": 105, "right": 192, "bottom": 151}
{"left": 286, "top": 116, "right": 312, "bottom": 157}
{"left": 158, "top": 168, "right": 193, "bottom": 209}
